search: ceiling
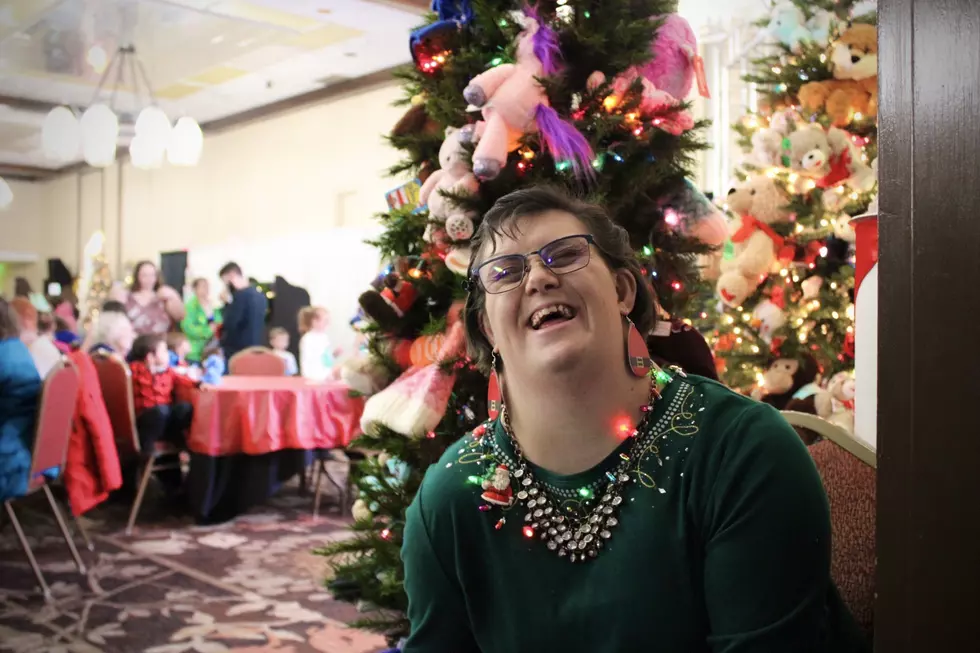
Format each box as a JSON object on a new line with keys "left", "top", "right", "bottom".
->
{"left": 0, "top": 0, "right": 428, "bottom": 179}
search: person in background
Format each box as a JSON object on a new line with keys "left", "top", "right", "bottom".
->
{"left": 218, "top": 262, "right": 267, "bottom": 361}
{"left": 53, "top": 316, "right": 80, "bottom": 352}
{"left": 31, "top": 313, "right": 66, "bottom": 379}
{"left": 9, "top": 298, "right": 61, "bottom": 379}
{"left": 198, "top": 343, "right": 226, "bottom": 386}
{"left": 14, "top": 277, "right": 51, "bottom": 313}
{"left": 298, "top": 306, "right": 341, "bottom": 382}
{"left": 180, "top": 278, "right": 222, "bottom": 363}
{"left": 167, "top": 332, "right": 192, "bottom": 368}
{"left": 128, "top": 334, "right": 196, "bottom": 497}
{"left": 111, "top": 261, "right": 184, "bottom": 336}
{"left": 0, "top": 298, "right": 43, "bottom": 502}
{"left": 52, "top": 290, "right": 79, "bottom": 332}
{"left": 88, "top": 311, "right": 136, "bottom": 359}
{"left": 269, "top": 327, "right": 298, "bottom": 376}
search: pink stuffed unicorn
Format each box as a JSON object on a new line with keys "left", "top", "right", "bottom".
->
{"left": 640, "top": 14, "right": 705, "bottom": 101}
{"left": 462, "top": 8, "right": 593, "bottom": 181}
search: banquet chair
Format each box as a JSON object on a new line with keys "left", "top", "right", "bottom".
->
{"left": 783, "top": 411, "right": 877, "bottom": 636}
{"left": 4, "top": 361, "right": 86, "bottom": 601}
{"left": 92, "top": 351, "right": 186, "bottom": 535}
{"left": 228, "top": 346, "right": 287, "bottom": 376}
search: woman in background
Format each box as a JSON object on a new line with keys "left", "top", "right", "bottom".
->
{"left": 111, "top": 261, "right": 184, "bottom": 335}
{"left": 298, "top": 306, "right": 340, "bottom": 382}
{"left": 9, "top": 298, "right": 61, "bottom": 379}
{"left": 180, "top": 278, "right": 222, "bottom": 363}
{"left": 0, "top": 298, "right": 42, "bottom": 502}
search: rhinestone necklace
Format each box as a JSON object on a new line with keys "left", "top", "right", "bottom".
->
{"left": 477, "top": 365, "right": 682, "bottom": 564}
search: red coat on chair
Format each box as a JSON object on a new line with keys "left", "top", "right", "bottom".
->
{"left": 65, "top": 351, "right": 122, "bottom": 515}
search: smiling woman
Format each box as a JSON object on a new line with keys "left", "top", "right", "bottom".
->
{"left": 400, "top": 186, "right": 870, "bottom": 653}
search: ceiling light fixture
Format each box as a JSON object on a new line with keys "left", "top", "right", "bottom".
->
{"left": 41, "top": 44, "right": 203, "bottom": 169}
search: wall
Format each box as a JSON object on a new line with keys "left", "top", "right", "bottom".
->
{"left": 0, "top": 178, "right": 46, "bottom": 294}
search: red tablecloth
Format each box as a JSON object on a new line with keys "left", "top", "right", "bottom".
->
{"left": 186, "top": 376, "right": 365, "bottom": 457}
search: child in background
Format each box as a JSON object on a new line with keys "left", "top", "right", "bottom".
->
{"left": 268, "top": 327, "right": 298, "bottom": 376}
{"left": 167, "top": 332, "right": 192, "bottom": 367}
{"left": 298, "top": 306, "right": 341, "bottom": 382}
{"left": 128, "top": 334, "right": 197, "bottom": 497}
{"left": 199, "top": 343, "right": 226, "bottom": 385}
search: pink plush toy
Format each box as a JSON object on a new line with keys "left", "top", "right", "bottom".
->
{"left": 586, "top": 69, "right": 694, "bottom": 136}
{"left": 639, "top": 14, "right": 707, "bottom": 101}
{"left": 462, "top": 8, "right": 593, "bottom": 181}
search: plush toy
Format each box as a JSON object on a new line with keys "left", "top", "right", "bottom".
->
{"left": 391, "top": 103, "right": 442, "bottom": 183}
{"left": 462, "top": 8, "right": 593, "bottom": 180}
{"left": 735, "top": 3, "right": 835, "bottom": 61}
{"left": 716, "top": 175, "right": 794, "bottom": 307}
{"left": 360, "top": 322, "right": 466, "bottom": 437}
{"left": 585, "top": 69, "right": 694, "bottom": 136}
{"left": 754, "top": 354, "right": 819, "bottom": 410}
{"left": 751, "top": 299, "right": 786, "bottom": 344}
{"left": 640, "top": 14, "right": 707, "bottom": 100}
{"left": 358, "top": 265, "right": 418, "bottom": 334}
{"left": 798, "top": 24, "right": 878, "bottom": 127}
{"left": 419, "top": 126, "right": 479, "bottom": 245}
{"left": 658, "top": 180, "right": 728, "bottom": 246}
{"left": 780, "top": 125, "right": 876, "bottom": 191}
{"left": 814, "top": 370, "right": 856, "bottom": 432}
{"left": 801, "top": 275, "right": 824, "bottom": 299}
{"left": 340, "top": 354, "right": 393, "bottom": 397}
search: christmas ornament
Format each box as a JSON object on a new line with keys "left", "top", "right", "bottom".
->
{"left": 385, "top": 179, "right": 423, "bottom": 212}
{"left": 358, "top": 265, "right": 418, "bottom": 334}
{"left": 410, "top": 2, "right": 473, "bottom": 74}
{"left": 480, "top": 464, "right": 514, "bottom": 506}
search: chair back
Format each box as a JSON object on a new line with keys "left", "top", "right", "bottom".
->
{"left": 808, "top": 438, "right": 877, "bottom": 635}
{"left": 228, "top": 346, "right": 287, "bottom": 376}
{"left": 91, "top": 351, "right": 141, "bottom": 458}
{"left": 28, "top": 361, "right": 80, "bottom": 492}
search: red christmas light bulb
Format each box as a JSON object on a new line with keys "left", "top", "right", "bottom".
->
{"left": 522, "top": 526, "right": 535, "bottom": 538}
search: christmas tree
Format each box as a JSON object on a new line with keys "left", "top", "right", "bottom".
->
{"left": 318, "top": 0, "right": 721, "bottom": 643}
{"left": 76, "top": 231, "right": 113, "bottom": 332}
{"left": 693, "top": 0, "right": 876, "bottom": 412}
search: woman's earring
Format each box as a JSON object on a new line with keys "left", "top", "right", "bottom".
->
{"left": 487, "top": 351, "right": 502, "bottom": 420}
{"left": 625, "top": 316, "right": 652, "bottom": 378}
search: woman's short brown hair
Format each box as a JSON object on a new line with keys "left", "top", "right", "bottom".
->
{"left": 463, "top": 185, "right": 656, "bottom": 374}
{"left": 9, "top": 297, "right": 37, "bottom": 333}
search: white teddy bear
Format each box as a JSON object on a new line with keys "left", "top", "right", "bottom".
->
{"left": 419, "top": 125, "right": 480, "bottom": 245}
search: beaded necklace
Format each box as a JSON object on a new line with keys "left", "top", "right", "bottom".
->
{"left": 473, "top": 364, "right": 683, "bottom": 563}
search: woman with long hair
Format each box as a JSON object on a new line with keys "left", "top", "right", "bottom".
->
{"left": 111, "top": 261, "right": 184, "bottom": 335}
{"left": 400, "top": 187, "right": 868, "bottom": 653}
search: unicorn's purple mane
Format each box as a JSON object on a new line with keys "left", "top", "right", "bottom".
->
{"left": 535, "top": 104, "right": 595, "bottom": 180}
{"left": 524, "top": 5, "right": 562, "bottom": 76}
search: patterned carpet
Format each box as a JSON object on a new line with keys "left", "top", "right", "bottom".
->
{"left": 0, "top": 473, "right": 388, "bottom": 653}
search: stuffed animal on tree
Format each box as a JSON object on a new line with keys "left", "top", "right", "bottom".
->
{"left": 753, "top": 354, "right": 819, "bottom": 410}
{"left": 640, "top": 13, "right": 708, "bottom": 100}
{"left": 586, "top": 69, "right": 695, "bottom": 136}
{"left": 763, "top": 125, "right": 875, "bottom": 191}
{"left": 391, "top": 102, "right": 442, "bottom": 183}
{"left": 798, "top": 24, "right": 878, "bottom": 127}
{"left": 716, "top": 175, "right": 794, "bottom": 307}
{"left": 814, "top": 371, "right": 856, "bottom": 433}
{"left": 462, "top": 7, "right": 592, "bottom": 180}
{"left": 735, "top": 2, "right": 835, "bottom": 61}
{"left": 357, "top": 262, "right": 418, "bottom": 334}
{"left": 419, "top": 125, "right": 480, "bottom": 247}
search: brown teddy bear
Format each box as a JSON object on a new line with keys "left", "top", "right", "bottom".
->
{"left": 798, "top": 23, "right": 877, "bottom": 127}
{"left": 781, "top": 125, "right": 876, "bottom": 191}
{"left": 716, "top": 175, "right": 794, "bottom": 307}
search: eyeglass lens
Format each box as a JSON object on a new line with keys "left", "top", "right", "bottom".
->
{"left": 478, "top": 235, "right": 592, "bottom": 293}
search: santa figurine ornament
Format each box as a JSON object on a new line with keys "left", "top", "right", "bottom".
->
{"left": 481, "top": 464, "right": 514, "bottom": 506}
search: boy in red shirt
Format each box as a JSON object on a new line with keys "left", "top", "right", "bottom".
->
{"left": 129, "top": 334, "right": 197, "bottom": 496}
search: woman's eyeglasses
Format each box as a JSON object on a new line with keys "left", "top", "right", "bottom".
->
{"left": 470, "top": 234, "right": 596, "bottom": 294}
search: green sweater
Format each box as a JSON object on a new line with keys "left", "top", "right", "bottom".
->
{"left": 180, "top": 297, "right": 222, "bottom": 362}
{"left": 402, "top": 374, "right": 869, "bottom": 653}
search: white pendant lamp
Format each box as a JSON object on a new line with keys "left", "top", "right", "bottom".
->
{"left": 129, "top": 134, "right": 165, "bottom": 169}
{"left": 41, "top": 106, "right": 81, "bottom": 161}
{"left": 0, "top": 177, "right": 12, "bottom": 210}
{"left": 135, "top": 106, "right": 171, "bottom": 146}
{"left": 80, "top": 103, "right": 119, "bottom": 167}
{"left": 167, "top": 116, "right": 203, "bottom": 166}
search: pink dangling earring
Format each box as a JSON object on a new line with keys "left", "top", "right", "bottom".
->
{"left": 487, "top": 350, "right": 502, "bottom": 420}
{"left": 625, "top": 316, "right": 653, "bottom": 378}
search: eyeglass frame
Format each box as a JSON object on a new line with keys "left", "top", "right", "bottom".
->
{"left": 466, "top": 234, "right": 601, "bottom": 294}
